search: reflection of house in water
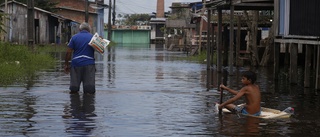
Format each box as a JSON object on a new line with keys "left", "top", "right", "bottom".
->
{"left": 0, "top": 1, "right": 77, "bottom": 45}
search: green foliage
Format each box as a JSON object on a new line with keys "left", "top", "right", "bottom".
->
{"left": 0, "top": 43, "right": 56, "bottom": 86}
{"left": 185, "top": 50, "right": 217, "bottom": 64}
{"left": 34, "top": 0, "right": 58, "bottom": 12}
{"left": 123, "top": 14, "right": 151, "bottom": 25}
{"left": 34, "top": 44, "right": 67, "bottom": 52}
{"left": 168, "top": 8, "right": 189, "bottom": 20}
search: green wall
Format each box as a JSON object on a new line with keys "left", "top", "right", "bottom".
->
{"left": 105, "top": 30, "right": 150, "bottom": 44}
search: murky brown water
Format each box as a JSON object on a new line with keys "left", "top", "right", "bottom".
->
{"left": 1, "top": 44, "right": 320, "bottom": 136}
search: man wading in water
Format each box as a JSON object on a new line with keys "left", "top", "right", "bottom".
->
{"left": 64, "top": 22, "right": 96, "bottom": 95}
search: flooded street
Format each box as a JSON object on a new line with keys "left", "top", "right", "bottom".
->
{"left": 1, "top": 44, "right": 320, "bottom": 136}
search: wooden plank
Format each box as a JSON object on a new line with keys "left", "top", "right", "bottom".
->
{"left": 240, "top": 0, "right": 273, "bottom": 2}
{"left": 239, "top": 57, "right": 250, "bottom": 60}
{"left": 239, "top": 50, "right": 250, "bottom": 54}
{"left": 275, "top": 38, "right": 320, "bottom": 45}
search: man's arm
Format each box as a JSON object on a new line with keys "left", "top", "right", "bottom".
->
{"left": 64, "top": 47, "right": 73, "bottom": 74}
{"left": 220, "top": 84, "right": 238, "bottom": 95}
{"left": 219, "top": 89, "right": 245, "bottom": 109}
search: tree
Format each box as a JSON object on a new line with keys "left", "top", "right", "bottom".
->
{"left": 123, "top": 14, "right": 151, "bottom": 26}
{"left": 167, "top": 3, "right": 191, "bottom": 20}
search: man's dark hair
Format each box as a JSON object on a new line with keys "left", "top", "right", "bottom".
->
{"left": 242, "top": 71, "right": 257, "bottom": 84}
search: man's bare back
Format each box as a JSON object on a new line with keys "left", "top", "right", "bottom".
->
{"left": 241, "top": 84, "right": 261, "bottom": 114}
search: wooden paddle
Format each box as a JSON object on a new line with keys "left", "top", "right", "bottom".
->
{"left": 219, "top": 86, "right": 223, "bottom": 115}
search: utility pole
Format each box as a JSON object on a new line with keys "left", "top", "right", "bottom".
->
{"left": 2, "top": 0, "right": 8, "bottom": 42}
{"left": 27, "top": 0, "right": 34, "bottom": 46}
{"left": 107, "top": 0, "right": 112, "bottom": 40}
{"left": 112, "top": 0, "right": 116, "bottom": 25}
{"left": 85, "top": 0, "right": 89, "bottom": 22}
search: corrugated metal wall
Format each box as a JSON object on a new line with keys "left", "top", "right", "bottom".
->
{"left": 289, "top": 0, "right": 320, "bottom": 36}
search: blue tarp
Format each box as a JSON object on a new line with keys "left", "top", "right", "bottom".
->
{"left": 191, "top": 3, "right": 203, "bottom": 11}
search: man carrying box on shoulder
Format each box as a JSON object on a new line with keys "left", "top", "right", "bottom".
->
{"left": 64, "top": 22, "right": 96, "bottom": 95}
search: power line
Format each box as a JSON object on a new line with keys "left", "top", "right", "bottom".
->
{"left": 117, "top": 0, "right": 155, "bottom": 14}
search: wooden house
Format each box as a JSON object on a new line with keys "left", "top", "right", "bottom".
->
{"left": 204, "top": 0, "right": 273, "bottom": 89}
{"left": 274, "top": 0, "right": 320, "bottom": 89}
{"left": 150, "top": 18, "right": 166, "bottom": 44}
{"left": 52, "top": 0, "right": 106, "bottom": 38}
{"left": 0, "top": 0, "right": 77, "bottom": 45}
{"left": 165, "top": 19, "right": 195, "bottom": 52}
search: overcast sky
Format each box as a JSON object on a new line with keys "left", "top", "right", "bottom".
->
{"left": 104, "top": 0, "right": 199, "bottom": 22}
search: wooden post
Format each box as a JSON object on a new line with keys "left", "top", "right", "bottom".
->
{"left": 229, "top": 5, "right": 234, "bottom": 75}
{"left": 54, "top": 26, "right": 57, "bottom": 44}
{"left": 108, "top": 0, "right": 112, "bottom": 40}
{"left": 3, "top": 0, "right": 8, "bottom": 42}
{"left": 274, "top": 42, "right": 280, "bottom": 80}
{"left": 251, "top": 11, "right": 259, "bottom": 66}
{"left": 273, "top": 0, "right": 279, "bottom": 38}
{"left": 273, "top": 0, "right": 280, "bottom": 82}
{"left": 217, "top": 71, "right": 222, "bottom": 115}
{"left": 290, "top": 43, "right": 298, "bottom": 84}
{"left": 113, "top": 0, "right": 116, "bottom": 25}
{"left": 206, "top": 9, "right": 211, "bottom": 90}
{"left": 85, "top": 0, "right": 89, "bottom": 22}
{"left": 236, "top": 16, "right": 241, "bottom": 67}
{"left": 314, "top": 45, "right": 317, "bottom": 70}
{"left": 304, "top": 44, "right": 312, "bottom": 87}
{"left": 284, "top": 43, "right": 290, "bottom": 66}
{"left": 27, "top": 0, "right": 34, "bottom": 46}
{"left": 199, "top": 16, "right": 203, "bottom": 54}
{"left": 217, "top": 8, "right": 222, "bottom": 72}
{"left": 316, "top": 46, "right": 320, "bottom": 90}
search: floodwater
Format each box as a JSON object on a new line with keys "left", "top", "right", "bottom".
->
{"left": 1, "top": 44, "right": 320, "bottom": 137}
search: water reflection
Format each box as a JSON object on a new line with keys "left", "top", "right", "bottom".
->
{"left": 63, "top": 94, "right": 96, "bottom": 136}
{"left": 219, "top": 115, "right": 261, "bottom": 136}
{"left": 3, "top": 44, "right": 320, "bottom": 136}
{"left": 0, "top": 91, "right": 37, "bottom": 136}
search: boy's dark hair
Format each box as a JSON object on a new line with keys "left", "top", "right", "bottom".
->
{"left": 242, "top": 71, "right": 257, "bottom": 84}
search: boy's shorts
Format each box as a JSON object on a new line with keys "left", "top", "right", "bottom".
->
{"left": 234, "top": 105, "right": 261, "bottom": 116}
